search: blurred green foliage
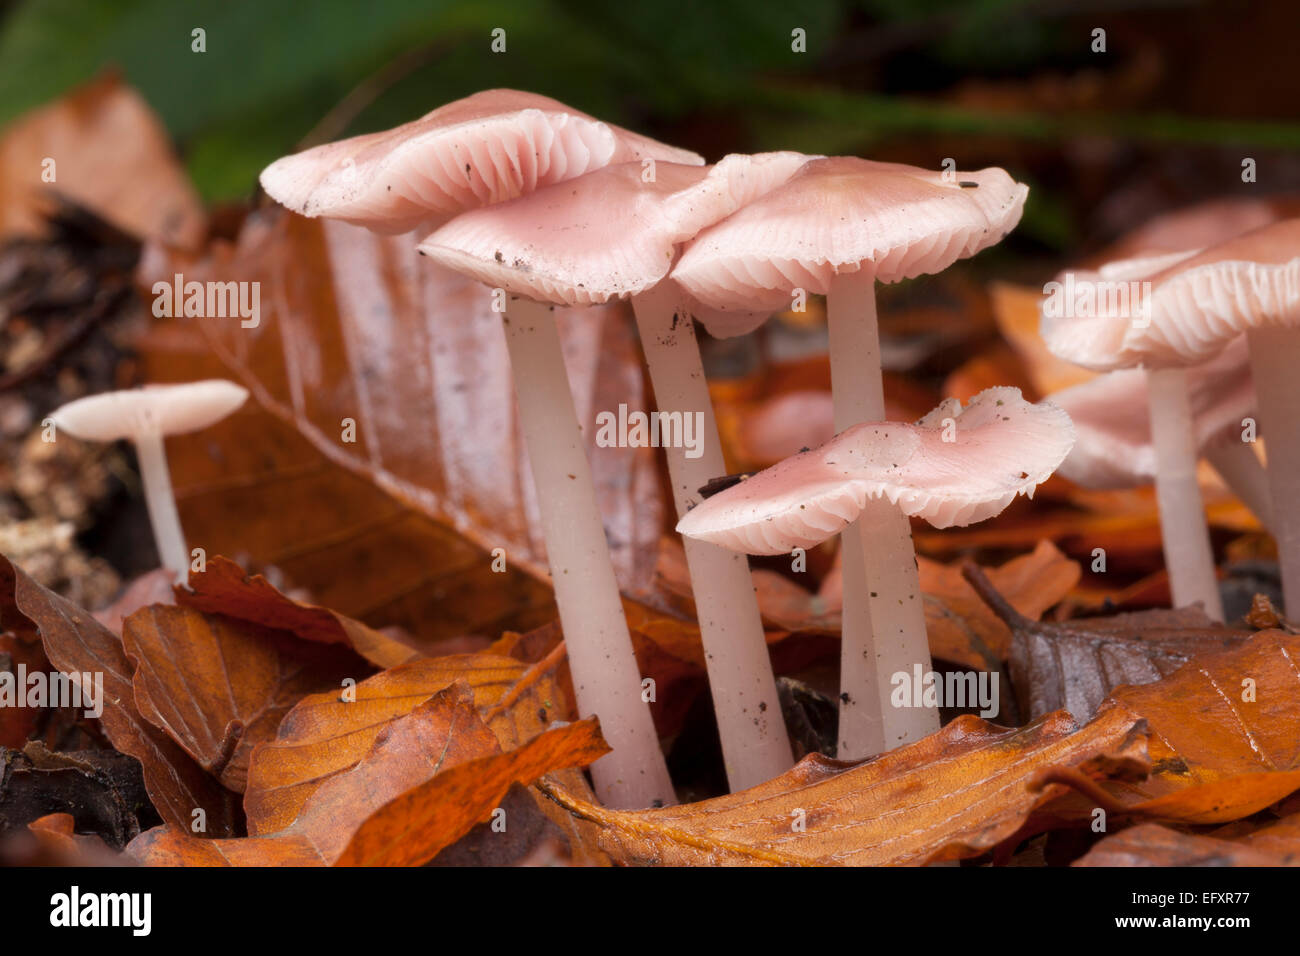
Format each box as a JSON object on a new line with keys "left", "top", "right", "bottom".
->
{"left": 1, "top": 0, "right": 1298, "bottom": 219}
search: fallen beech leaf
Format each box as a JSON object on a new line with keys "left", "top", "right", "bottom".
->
{"left": 243, "top": 652, "right": 558, "bottom": 834}
{"left": 0, "top": 73, "right": 204, "bottom": 248}
{"left": 1075, "top": 816, "right": 1300, "bottom": 866}
{"left": 1022, "top": 631, "right": 1300, "bottom": 832}
{"left": 336, "top": 710, "right": 608, "bottom": 866}
{"left": 140, "top": 319, "right": 558, "bottom": 647}
{"left": 0, "top": 554, "right": 241, "bottom": 835}
{"left": 128, "top": 682, "right": 607, "bottom": 866}
{"left": 140, "top": 207, "right": 663, "bottom": 594}
{"left": 179, "top": 555, "right": 422, "bottom": 669}
{"left": 123, "top": 604, "right": 365, "bottom": 792}
{"left": 963, "top": 563, "right": 1252, "bottom": 722}
{"left": 1104, "top": 629, "right": 1300, "bottom": 780}
{"left": 540, "top": 706, "right": 1145, "bottom": 866}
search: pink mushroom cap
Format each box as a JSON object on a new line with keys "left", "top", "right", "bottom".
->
{"left": 260, "top": 89, "right": 704, "bottom": 234}
{"left": 1041, "top": 219, "right": 1300, "bottom": 371}
{"left": 1049, "top": 336, "right": 1256, "bottom": 488}
{"left": 676, "top": 386, "right": 1074, "bottom": 554}
{"left": 671, "top": 156, "right": 1029, "bottom": 337}
{"left": 417, "top": 152, "right": 813, "bottom": 307}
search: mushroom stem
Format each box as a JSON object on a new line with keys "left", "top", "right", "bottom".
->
{"left": 826, "top": 271, "right": 938, "bottom": 757}
{"left": 134, "top": 428, "right": 190, "bottom": 581}
{"left": 1247, "top": 327, "right": 1300, "bottom": 617}
{"left": 1204, "top": 436, "right": 1273, "bottom": 532}
{"left": 1146, "top": 367, "right": 1223, "bottom": 621}
{"left": 502, "top": 295, "right": 675, "bottom": 809}
{"left": 631, "top": 285, "right": 793, "bottom": 791}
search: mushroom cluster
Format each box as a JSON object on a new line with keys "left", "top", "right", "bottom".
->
{"left": 1041, "top": 221, "right": 1300, "bottom": 621}
{"left": 94, "top": 87, "right": 1298, "bottom": 812}
{"left": 257, "top": 93, "right": 1054, "bottom": 798}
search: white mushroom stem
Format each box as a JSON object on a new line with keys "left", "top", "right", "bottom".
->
{"left": 1204, "top": 436, "right": 1273, "bottom": 532}
{"left": 1146, "top": 367, "right": 1224, "bottom": 621}
{"left": 632, "top": 285, "right": 793, "bottom": 792}
{"left": 134, "top": 427, "right": 190, "bottom": 581}
{"left": 826, "top": 271, "right": 938, "bottom": 758}
{"left": 1247, "top": 327, "right": 1300, "bottom": 616}
{"left": 502, "top": 295, "right": 676, "bottom": 809}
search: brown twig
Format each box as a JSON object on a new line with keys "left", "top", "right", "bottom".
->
{"left": 960, "top": 561, "right": 1035, "bottom": 631}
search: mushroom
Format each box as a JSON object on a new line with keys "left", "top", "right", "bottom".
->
{"left": 261, "top": 91, "right": 702, "bottom": 809}
{"left": 1041, "top": 223, "right": 1300, "bottom": 618}
{"left": 420, "top": 153, "right": 812, "bottom": 794}
{"left": 672, "top": 157, "right": 1028, "bottom": 756}
{"left": 676, "top": 386, "right": 1073, "bottom": 552}
{"left": 49, "top": 380, "right": 249, "bottom": 581}
{"left": 1048, "top": 336, "right": 1271, "bottom": 528}
{"left": 260, "top": 88, "right": 701, "bottom": 234}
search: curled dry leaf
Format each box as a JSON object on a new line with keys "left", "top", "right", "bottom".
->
{"left": 540, "top": 706, "right": 1145, "bottom": 866}
{"left": 243, "top": 652, "right": 559, "bottom": 834}
{"left": 1075, "top": 815, "right": 1300, "bottom": 866}
{"left": 0, "top": 73, "right": 204, "bottom": 248}
{"left": 128, "top": 682, "right": 607, "bottom": 866}
{"left": 1104, "top": 629, "right": 1300, "bottom": 780}
{"left": 1026, "top": 630, "right": 1300, "bottom": 831}
{"left": 241, "top": 643, "right": 611, "bottom": 863}
{"left": 179, "top": 555, "right": 423, "bottom": 669}
{"left": 122, "top": 604, "right": 366, "bottom": 792}
{"left": 962, "top": 563, "right": 1252, "bottom": 722}
{"left": 0, "top": 554, "right": 242, "bottom": 836}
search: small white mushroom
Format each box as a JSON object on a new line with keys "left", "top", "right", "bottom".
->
{"left": 50, "top": 380, "right": 249, "bottom": 581}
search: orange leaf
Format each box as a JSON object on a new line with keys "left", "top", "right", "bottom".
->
{"left": 128, "top": 682, "right": 606, "bottom": 866}
{"left": 122, "top": 604, "right": 364, "bottom": 791}
{"left": 179, "top": 555, "right": 422, "bottom": 668}
{"left": 0, "top": 554, "right": 241, "bottom": 835}
{"left": 243, "top": 653, "right": 555, "bottom": 834}
{"left": 0, "top": 73, "right": 204, "bottom": 248}
{"left": 542, "top": 706, "right": 1145, "bottom": 866}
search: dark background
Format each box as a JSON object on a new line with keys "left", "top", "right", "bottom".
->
{"left": 2, "top": 0, "right": 1298, "bottom": 266}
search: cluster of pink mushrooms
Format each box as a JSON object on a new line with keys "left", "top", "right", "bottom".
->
{"left": 50, "top": 90, "right": 1300, "bottom": 811}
